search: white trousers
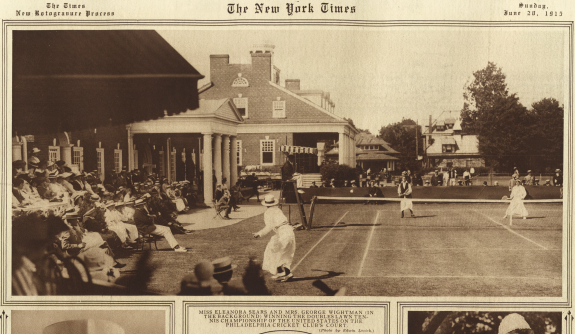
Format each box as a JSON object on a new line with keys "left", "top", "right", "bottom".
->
{"left": 151, "top": 225, "right": 179, "bottom": 249}
{"left": 123, "top": 223, "right": 139, "bottom": 243}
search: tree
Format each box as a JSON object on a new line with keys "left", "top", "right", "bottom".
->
{"left": 378, "top": 118, "right": 423, "bottom": 172}
{"left": 475, "top": 94, "right": 535, "bottom": 171}
{"left": 461, "top": 62, "right": 509, "bottom": 134}
{"left": 529, "top": 98, "right": 564, "bottom": 171}
{"left": 344, "top": 117, "right": 370, "bottom": 133}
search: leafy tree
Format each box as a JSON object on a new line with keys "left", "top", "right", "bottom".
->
{"left": 529, "top": 98, "right": 564, "bottom": 171}
{"left": 461, "top": 62, "right": 509, "bottom": 134}
{"left": 378, "top": 118, "right": 423, "bottom": 172}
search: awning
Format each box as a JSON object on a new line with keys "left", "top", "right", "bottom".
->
{"left": 280, "top": 145, "right": 318, "bottom": 155}
{"left": 13, "top": 30, "right": 204, "bottom": 134}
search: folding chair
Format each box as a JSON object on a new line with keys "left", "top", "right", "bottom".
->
{"left": 212, "top": 199, "right": 228, "bottom": 219}
{"left": 135, "top": 233, "right": 163, "bottom": 251}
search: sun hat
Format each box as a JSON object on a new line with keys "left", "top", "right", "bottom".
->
{"left": 261, "top": 194, "right": 280, "bottom": 207}
{"left": 32, "top": 147, "right": 41, "bottom": 154}
{"left": 499, "top": 314, "right": 531, "bottom": 334}
{"left": 212, "top": 257, "right": 237, "bottom": 274}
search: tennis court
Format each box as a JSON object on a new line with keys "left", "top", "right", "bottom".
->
{"left": 275, "top": 200, "right": 562, "bottom": 297}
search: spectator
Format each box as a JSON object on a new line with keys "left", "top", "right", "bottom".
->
{"left": 443, "top": 169, "right": 449, "bottom": 186}
{"left": 524, "top": 170, "right": 534, "bottom": 186}
{"left": 212, "top": 257, "right": 247, "bottom": 295}
{"left": 553, "top": 169, "right": 562, "bottom": 187}
{"left": 463, "top": 169, "right": 471, "bottom": 186}
{"left": 310, "top": 181, "right": 318, "bottom": 188}
{"left": 132, "top": 196, "right": 188, "bottom": 252}
{"left": 245, "top": 173, "right": 260, "bottom": 202}
{"left": 180, "top": 261, "right": 222, "bottom": 296}
{"left": 431, "top": 170, "right": 439, "bottom": 186}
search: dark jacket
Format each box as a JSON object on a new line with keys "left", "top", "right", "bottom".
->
{"left": 281, "top": 161, "right": 294, "bottom": 181}
{"left": 133, "top": 207, "right": 157, "bottom": 234}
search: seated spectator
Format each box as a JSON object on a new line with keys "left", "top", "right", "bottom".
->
{"left": 133, "top": 195, "right": 188, "bottom": 252}
{"left": 104, "top": 201, "right": 138, "bottom": 249}
{"left": 310, "top": 181, "right": 318, "bottom": 188}
{"left": 78, "top": 218, "right": 123, "bottom": 282}
{"left": 179, "top": 261, "right": 223, "bottom": 296}
{"left": 212, "top": 257, "right": 247, "bottom": 295}
{"left": 524, "top": 170, "right": 534, "bottom": 186}
{"left": 214, "top": 184, "right": 224, "bottom": 202}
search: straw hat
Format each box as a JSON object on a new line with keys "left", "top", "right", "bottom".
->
{"left": 498, "top": 313, "right": 531, "bottom": 334}
{"left": 261, "top": 194, "right": 280, "bottom": 207}
{"left": 32, "top": 147, "right": 41, "bottom": 154}
{"left": 212, "top": 257, "right": 237, "bottom": 274}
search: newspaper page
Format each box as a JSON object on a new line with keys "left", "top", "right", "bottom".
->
{"left": 0, "top": 0, "right": 573, "bottom": 334}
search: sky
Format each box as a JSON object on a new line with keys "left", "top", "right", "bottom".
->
{"left": 11, "top": 309, "right": 166, "bottom": 334}
{"left": 159, "top": 27, "right": 565, "bottom": 134}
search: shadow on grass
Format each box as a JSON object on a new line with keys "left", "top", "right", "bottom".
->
{"left": 312, "top": 223, "right": 383, "bottom": 229}
{"left": 288, "top": 269, "right": 346, "bottom": 282}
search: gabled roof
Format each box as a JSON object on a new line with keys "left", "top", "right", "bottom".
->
{"left": 354, "top": 132, "right": 399, "bottom": 154}
{"left": 426, "top": 134, "right": 480, "bottom": 155}
{"left": 170, "top": 98, "right": 244, "bottom": 123}
{"left": 356, "top": 152, "right": 399, "bottom": 161}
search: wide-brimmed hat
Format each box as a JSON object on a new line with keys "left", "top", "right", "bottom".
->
{"left": 32, "top": 147, "right": 41, "bottom": 154}
{"left": 351, "top": 180, "right": 356, "bottom": 184}
{"left": 527, "top": 170, "right": 532, "bottom": 173}
{"left": 48, "top": 170, "right": 59, "bottom": 178}
{"left": 498, "top": 313, "right": 531, "bottom": 334}
{"left": 212, "top": 257, "right": 237, "bottom": 274}
{"left": 134, "top": 198, "right": 146, "bottom": 206}
{"left": 28, "top": 156, "right": 40, "bottom": 167}
{"left": 555, "top": 169, "right": 561, "bottom": 172}
{"left": 262, "top": 194, "right": 280, "bottom": 207}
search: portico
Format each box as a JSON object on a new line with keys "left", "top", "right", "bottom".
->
{"left": 129, "top": 99, "right": 244, "bottom": 204}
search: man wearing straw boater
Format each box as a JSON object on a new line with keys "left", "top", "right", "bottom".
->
{"left": 253, "top": 194, "right": 296, "bottom": 282}
{"left": 398, "top": 175, "right": 416, "bottom": 218}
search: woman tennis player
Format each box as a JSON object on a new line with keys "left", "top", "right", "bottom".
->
{"left": 253, "top": 194, "right": 296, "bottom": 282}
{"left": 398, "top": 176, "right": 416, "bottom": 218}
{"left": 503, "top": 179, "right": 528, "bottom": 221}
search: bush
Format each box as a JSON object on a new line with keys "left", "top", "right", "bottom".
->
{"left": 319, "top": 164, "right": 360, "bottom": 183}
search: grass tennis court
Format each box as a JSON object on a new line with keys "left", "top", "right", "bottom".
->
{"left": 122, "top": 201, "right": 562, "bottom": 297}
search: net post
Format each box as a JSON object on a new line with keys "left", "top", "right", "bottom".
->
{"left": 308, "top": 196, "right": 317, "bottom": 230}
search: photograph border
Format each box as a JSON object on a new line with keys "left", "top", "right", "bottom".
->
{"left": 1, "top": 19, "right": 572, "bottom": 304}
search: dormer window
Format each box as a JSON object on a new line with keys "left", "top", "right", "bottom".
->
{"left": 442, "top": 144, "right": 455, "bottom": 153}
{"left": 232, "top": 73, "right": 249, "bottom": 87}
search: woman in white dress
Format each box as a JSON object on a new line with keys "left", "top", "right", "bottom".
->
{"left": 398, "top": 176, "right": 415, "bottom": 218}
{"left": 503, "top": 179, "right": 528, "bottom": 220}
{"left": 253, "top": 194, "right": 296, "bottom": 282}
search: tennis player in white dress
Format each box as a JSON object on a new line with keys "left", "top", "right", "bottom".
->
{"left": 253, "top": 194, "right": 296, "bottom": 281}
{"left": 503, "top": 179, "right": 529, "bottom": 220}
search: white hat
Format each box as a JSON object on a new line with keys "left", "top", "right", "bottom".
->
{"left": 32, "top": 147, "right": 41, "bottom": 153}
{"left": 261, "top": 194, "right": 279, "bottom": 207}
{"left": 499, "top": 313, "right": 531, "bottom": 334}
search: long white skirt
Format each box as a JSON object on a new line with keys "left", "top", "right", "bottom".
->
{"left": 505, "top": 198, "right": 528, "bottom": 217}
{"left": 262, "top": 225, "right": 296, "bottom": 274}
{"left": 400, "top": 198, "right": 413, "bottom": 212}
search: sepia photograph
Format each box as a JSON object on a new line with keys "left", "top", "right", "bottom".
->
{"left": 10, "top": 309, "right": 166, "bottom": 334}
{"left": 407, "top": 311, "right": 562, "bottom": 334}
{"left": 10, "top": 27, "right": 565, "bottom": 297}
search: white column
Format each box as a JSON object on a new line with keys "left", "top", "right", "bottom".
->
{"left": 127, "top": 125, "right": 134, "bottom": 171}
{"left": 338, "top": 132, "right": 345, "bottom": 165}
{"left": 62, "top": 145, "right": 73, "bottom": 166}
{"left": 351, "top": 135, "right": 356, "bottom": 166}
{"left": 222, "top": 135, "right": 230, "bottom": 188}
{"left": 230, "top": 136, "right": 238, "bottom": 186}
{"left": 203, "top": 133, "right": 213, "bottom": 205}
{"left": 213, "top": 134, "right": 222, "bottom": 186}
{"left": 12, "top": 142, "right": 22, "bottom": 161}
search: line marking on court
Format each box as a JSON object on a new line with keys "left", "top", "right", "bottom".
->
{"left": 473, "top": 210, "right": 549, "bottom": 250}
{"left": 366, "top": 248, "right": 561, "bottom": 251}
{"left": 357, "top": 210, "right": 380, "bottom": 277}
{"left": 292, "top": 211, "right": 348, "bottom": 271}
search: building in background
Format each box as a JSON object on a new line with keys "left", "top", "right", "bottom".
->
{"left": 423, "top": 111, "right": 485, "bottom": 168}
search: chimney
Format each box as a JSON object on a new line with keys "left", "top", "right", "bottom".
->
{"left": 209, "top": 54, "right": 230, "bottom": 84}
{"left": 285, "top": 79, "right": 300, "bottom": 91}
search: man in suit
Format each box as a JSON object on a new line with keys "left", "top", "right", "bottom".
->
{"left": 133, "top": 195, "right": 187, "bottom": 252}
{"left": 282, "top": 155, "right": 295, "bottom": 181}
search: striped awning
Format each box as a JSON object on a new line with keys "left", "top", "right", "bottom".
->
{"left": 280, "top": 145, "right": 318, "bottom": 155}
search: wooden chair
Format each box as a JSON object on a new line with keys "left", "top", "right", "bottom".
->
{"left": 212, "top": 199, "right": 229, "bottom": 219}
{"left": 136, "top": 233, "right": 163, "bottom": 251}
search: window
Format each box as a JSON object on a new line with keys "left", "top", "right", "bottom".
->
{"left": 231, "top": 74, "right": 249, "bottom": 87}
{"left": 442, "top": 144, "right": 455, "bottom": 153}
{"left": 233, "top": 97, "right": 248, "bottom": 118}
{"left": 72, "top": 147, "right": 84, "bottom": 172}
{"left": 170, "top": 150, "right": 176, "bottom": 181}
{"left": 237, "top": 140, "right": 243, "bottom": 166}
{"left": 158, "top": 151, "right": 165, "bottom": 177}
{"left": 260, "top": 140, "right": 275, "bottom": 165}
{"left": 273, "top": 100, "right": 286, "bottom": 118}
{"left": 114, "top": 149, "right": 122, "bottom": 173}
{"left": 48, "top": 146, "right": 60, "bottom": 162}
{"left": 96, "top": 148, "right": 105, "bottom": 181}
